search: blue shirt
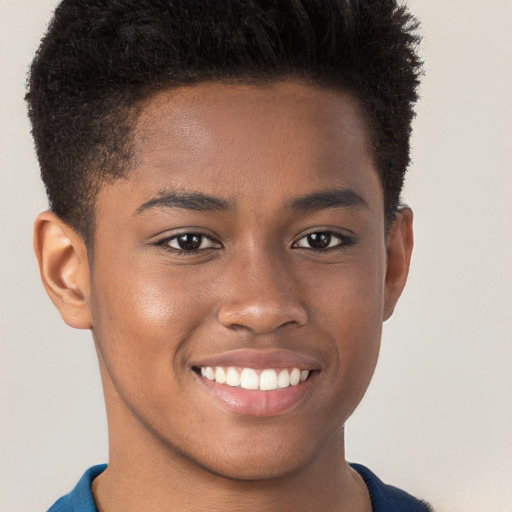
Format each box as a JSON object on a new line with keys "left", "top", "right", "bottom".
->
{"left": 47, "top": 463, "right": 432, "bottom": 511}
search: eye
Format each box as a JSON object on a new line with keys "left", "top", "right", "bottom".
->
{"left": 160, "top": 233, "right": 221, "bottom": 253}
{"left": 292, "top": 230, "right": 353, "bottom": 251}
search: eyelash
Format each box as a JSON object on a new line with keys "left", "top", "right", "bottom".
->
{"left": 156, "top": 229, "right": 355, "bottom": 255}
{"left": 292, "top": 229, "right": 356, "bottom": 252}
{"left": 156, "top": 232, "right": 221, "bottom": 256}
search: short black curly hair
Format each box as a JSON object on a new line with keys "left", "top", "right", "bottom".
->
{"left": 26, "top": 0, "right": 422, "bottom": 243}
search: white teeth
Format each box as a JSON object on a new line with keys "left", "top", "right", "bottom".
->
{"left": 289, "top": 368, "right": 301, "bottom": 386}
{"left": 259, "top": 369, "right": 278, "bottom": 391}
{"left": 240, "top": 368, "right": 259, "bottom": 390}
{"left": 199, "top": 366, "right": 311, "bottom": 390}
{"left": 225, "top": 367, "right": 241, "bottom": 387}
{"left": 215, "top": 367, "right": 226, "bottom": 384}
{"left": 277, "top": 369, "right": 290, "bottom": 388}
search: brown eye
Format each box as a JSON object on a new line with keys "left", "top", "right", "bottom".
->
{"left": 306, "top": 233, "right": 332, "bottom": 249}
{"left": 293, "top": 230, "right": 353, "bottom": 251}
{"left": 164, "top": 233, "right": 220, "bottom": 252}
{"left": 175, "top": 234, "right": 202, "bottom": 251}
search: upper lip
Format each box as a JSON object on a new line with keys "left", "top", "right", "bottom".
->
{"left": 191, "top": 349, "right": 322, "bottom": 370}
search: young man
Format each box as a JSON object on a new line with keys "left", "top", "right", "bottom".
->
{"left": 27, "top": 1, "right": 430, "bottom": 510}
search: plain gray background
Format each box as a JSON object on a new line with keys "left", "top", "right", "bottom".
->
{"left": 1, "top": 1, "right": 511, "bottom": 511}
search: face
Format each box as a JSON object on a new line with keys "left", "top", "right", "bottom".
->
{"left": 88, "top": 81, "right": 396, "bottom": 479}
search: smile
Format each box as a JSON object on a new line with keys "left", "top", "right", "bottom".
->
{"left": 191, "top": 349, "right": 320, "bottom": 416}
{"left": 199, "top": 366, "right": 310, "bottom": 391}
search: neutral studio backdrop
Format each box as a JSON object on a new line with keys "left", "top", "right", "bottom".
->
{"left": 1, "top": 1, "right": 511, "bottom": 511}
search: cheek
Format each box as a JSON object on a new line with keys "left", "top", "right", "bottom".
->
{"left": 335, "top": 292, "right": 383, "bottom": 388}
{"left": 92, "top": 256, "right": 209, "bottom": 337}
{"left": 337, "top": 269, "right": 385, "bottom": 348}
{"left": 89, "top": 259, "right": 212, "bottom": 403}
{"left": 309, "top": 256, "right": 386, "bottom": 400}
{"left": 309, "top": 252, "right": 386, "bottom": 336}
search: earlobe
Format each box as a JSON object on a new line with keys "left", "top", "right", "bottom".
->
{"left": 33, "top": 211, "right": 93, "bottom": 329}
{"left": 383, "top": 207, "right": 414, "bottom": 321}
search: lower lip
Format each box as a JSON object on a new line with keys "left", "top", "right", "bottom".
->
{"left": 196, "top": 373, "right": 316, "bottom": 417}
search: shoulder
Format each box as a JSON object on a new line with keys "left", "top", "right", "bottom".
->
{"left": 46, "top": 464, "right": 107, "bottom": 512}
{"left": 350, "top": 463, "right": 433, "bottom": 512}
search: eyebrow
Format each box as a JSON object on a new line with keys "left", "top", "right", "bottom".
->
{"left": 135, "top": 191, "right": 232, "bottom": 215}
{"left": 288, "top": 189, "right": 369, "bottom": 212}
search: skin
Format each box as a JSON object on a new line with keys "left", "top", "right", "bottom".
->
{"left": 34, "top": 81, "right": 413, "bottom": 511}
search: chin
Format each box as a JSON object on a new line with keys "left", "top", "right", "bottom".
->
{"left": 167, "top": 424, "right": 334, "bottom": 483}
{"left": 196, "top": 451, "right": 314, "bottom": 482}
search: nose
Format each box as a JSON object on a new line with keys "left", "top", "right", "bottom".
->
{"left": 217, "top": 253, "right": 308, "bottom": 334}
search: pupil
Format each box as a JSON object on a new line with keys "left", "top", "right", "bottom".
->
{"left": 178, "top": 234, "right": 202, "bottom": 250}
{"left": 308, "top": 233, "right": 331, "bottom": 249}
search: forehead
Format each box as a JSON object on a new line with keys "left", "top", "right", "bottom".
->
{"left": 104, "top": 80, "right": 382, "bottom": 215}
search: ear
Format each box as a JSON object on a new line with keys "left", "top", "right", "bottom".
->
{"left": 33, "top": 211, "right": 93, "bottom": 329}
{"left": 383, "top": 207, "right": 414, "bottom": 321}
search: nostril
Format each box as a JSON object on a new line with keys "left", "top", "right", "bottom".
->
{"left": 229, "top": 323, "right": 255, "bottom": 333}
{"left": 217, "top": 302, "right": 307, "bottom": 334}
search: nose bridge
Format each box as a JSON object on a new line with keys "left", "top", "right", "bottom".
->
{"left": 217, "top": 242, "right": 307, "bottom": 333}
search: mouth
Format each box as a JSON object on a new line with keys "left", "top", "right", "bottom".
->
{"left": 191, "top": 350, "right": 320, "bottom": 416}
{"left": 194, "top": 366, "right": 310, "bottom": 391}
